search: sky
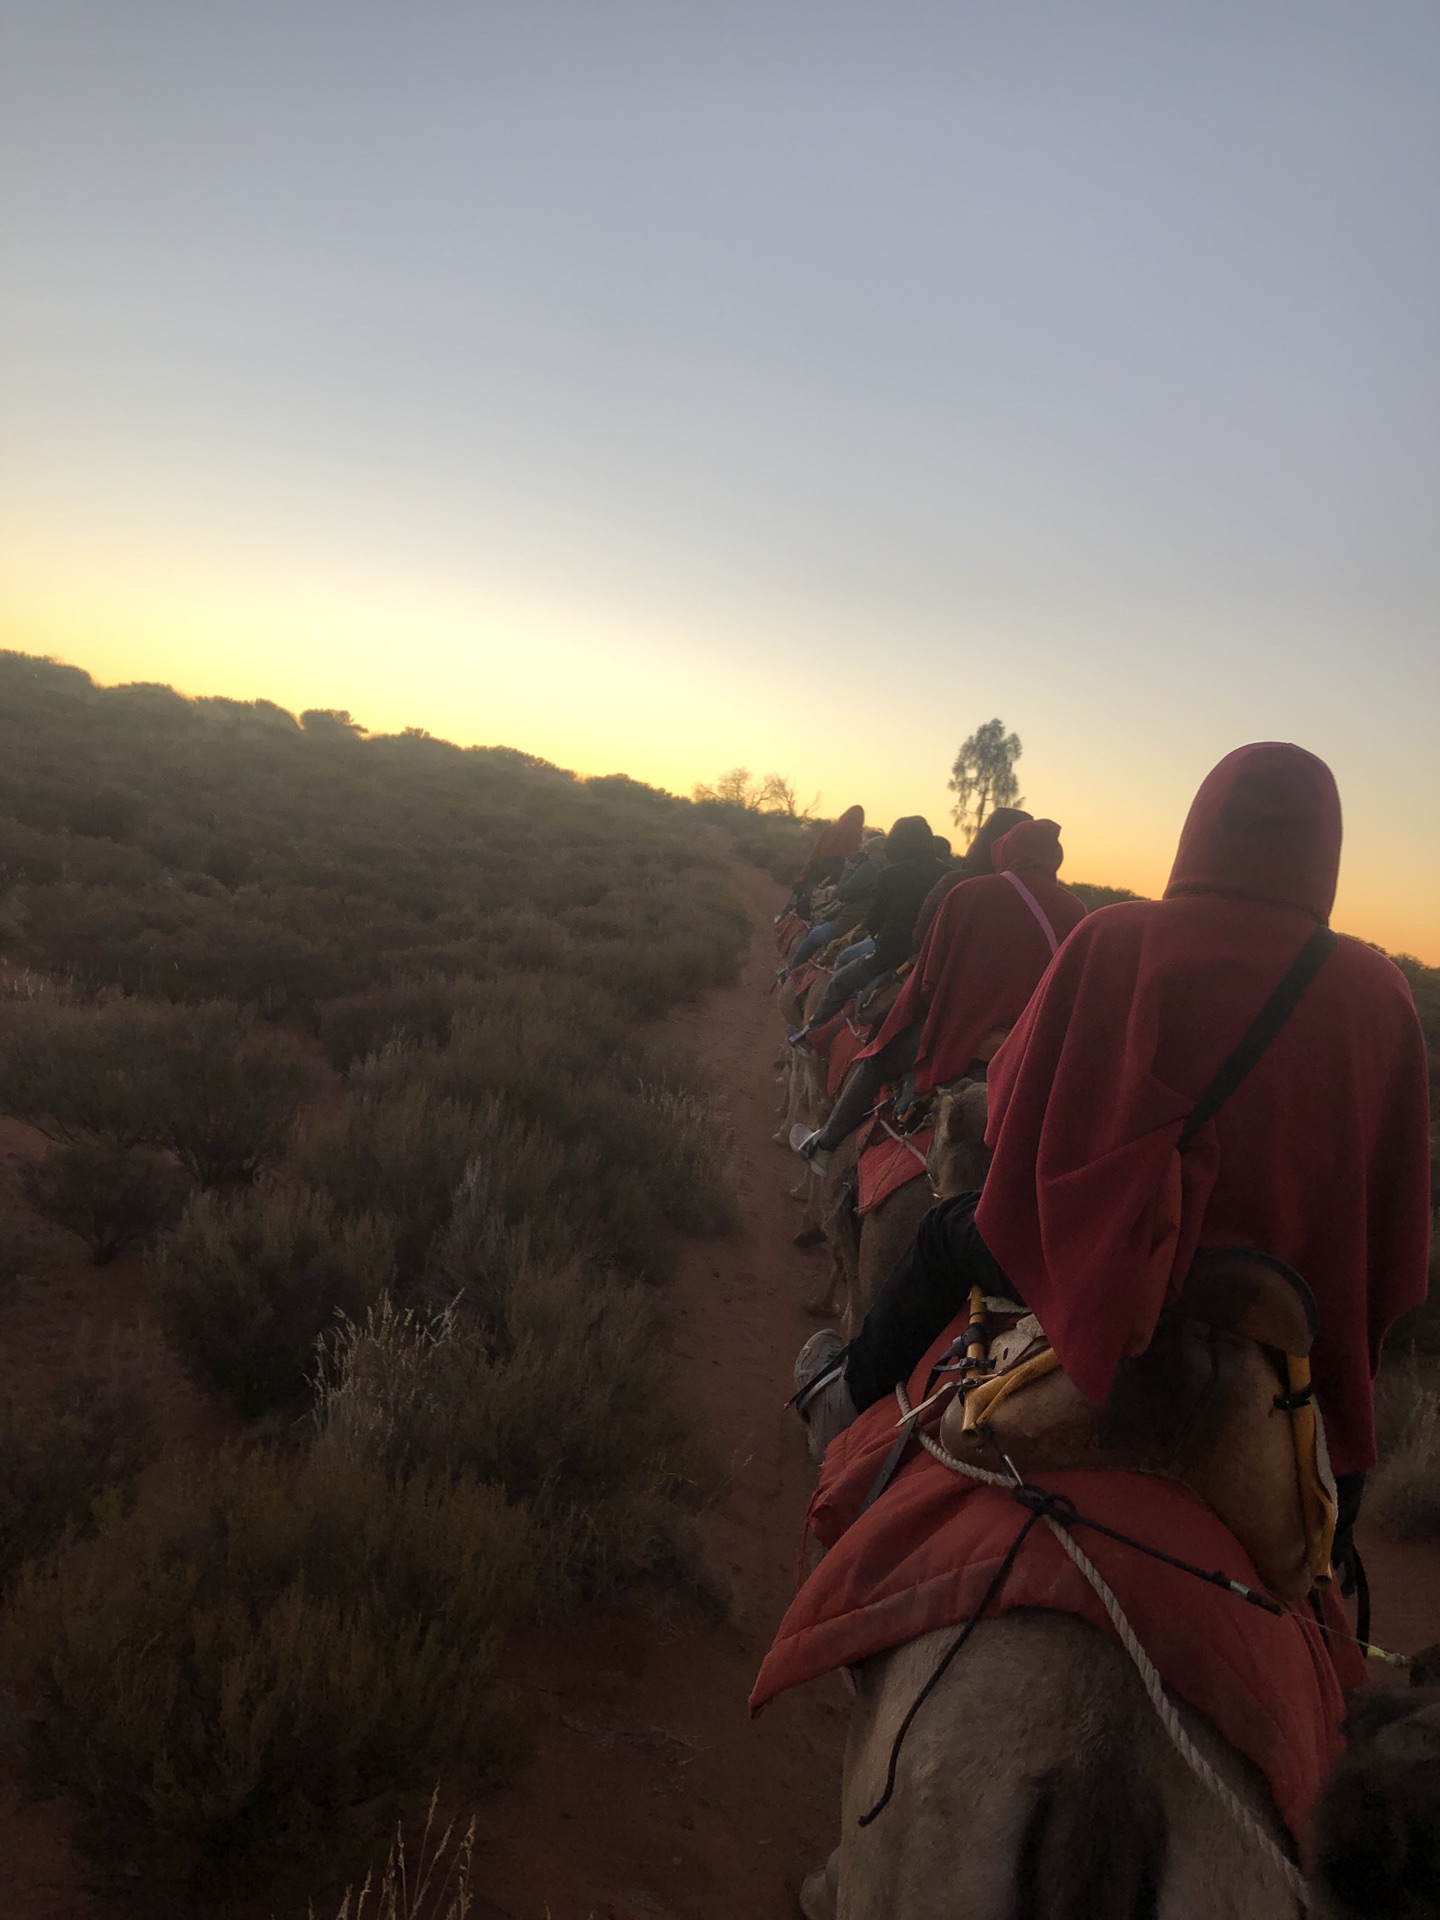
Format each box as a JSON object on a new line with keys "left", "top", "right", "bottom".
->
{"left": 1, "top": 2, "right": 1437, "bottom": 957}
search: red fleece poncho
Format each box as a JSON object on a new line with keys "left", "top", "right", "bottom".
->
{"left": 794, "top": 805, "right": 865, "bottom": 884}
{"left": 858, "top": 819, "right": 1087, "bottom": 1097}
{"left": 975, "top": 744, "right": 1431, "bottom": 1476}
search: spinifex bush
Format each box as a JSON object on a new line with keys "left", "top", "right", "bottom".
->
{"left": 0, "top": 1343, "right": 160, "bottom": 1591}
{"left": 2, "top": 1448, "right": 535, "bottom": 1884}
{"left": 157, "top": 1183, "right": 396, "bottom": 1415}
{"left": 22, "top": 1138, "right": 192, "bottom": 1263}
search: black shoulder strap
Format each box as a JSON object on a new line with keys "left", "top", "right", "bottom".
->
{"left": 1178, "top": 925, "right": 1338, "bottom": 1153}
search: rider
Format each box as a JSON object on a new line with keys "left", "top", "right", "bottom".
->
{"left": 792, "top": 819, "right": 1085, "bottom": 1172}
{"left": 785, "top": 804, "right": 865, "bottom": 919}
{"left": 789, "top": 815, "right": 946, "bottom": 1043}
{"left": 910, "top": 805, "right": 1034, "bottom": 950}
{"left": 778, "top": 828, "right": 888, "bottom": 980}
{"left": 833, "top": 744, "right": 1430, "bottom": 1519}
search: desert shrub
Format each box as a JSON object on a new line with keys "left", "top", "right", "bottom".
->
{"left": 1367, "top": 1368, "right": 1440, "bottom": 1541}
{"left": 297, "top": 1081, "right": 504, "bottom": 1286}
{"left": 0, "top": 993, "right": 171, "bottom": 1148}
{"left": 2, "top": 1448, "right": 534, "bottom": 1882}
{"left": 0, "top": 992, "right": 312, "bottom": 1185}
{"left": 372, "top": 985, "right": 739, "bottom": 1276}
{"left": 0, "top": 652, "right": 747, "bottom": 1018}
{"left": 1383, "top": 1242, "right": 1440, "bottom": 1358}
{"left": 314, "top": 1182, "right": 721, "bottom": 1611}
{"left": 637, "top": 1080, "right": 737, "bottom": 1236}
{"left": 152, "top": 1002, "right": 315, "bottom": 1185}
{"left": 714, "top": 805, "right": 814, "bottom": 881}
{"left": 157, "top": 1184, "right": 396, "bottom": 1415}
{"left": 318, "top": 978, "right": 479, "bottom": 1071}
{"left": 21, "top": 1139, "right": 192, "bottom": 1263}
{"left": 1066, "top": 881, "right": 1147, "bottom": 910}
{"left": 0, "top": 1345, "right": 160, "bottom": 1590}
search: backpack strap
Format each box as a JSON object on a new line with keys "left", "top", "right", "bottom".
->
{"left": 1178, "top": 926, "right": 1338, "bottom": 1153}
{"left": 1000, "top": 869, "right": 1060, "bottom": 955}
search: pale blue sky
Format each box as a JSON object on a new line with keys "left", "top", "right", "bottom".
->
{"left": 2, "top": 2, "right": 1436, "bottom": 952}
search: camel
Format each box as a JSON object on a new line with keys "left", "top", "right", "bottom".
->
{"left": 1310, "top": 1684, "right": 1440, "bottom": 1918}
{"left": 800, "top": 1620, "right": 1440, "bottom": 1920}
{"left": 791, "top": 1249, "right": 1440, "bottom": 1919}
{"left": 804, "top": 1081, "right": 990, "bottom": 1335}
{"left": 799, "top": 1609, "right": 1299, "bottom": 1920}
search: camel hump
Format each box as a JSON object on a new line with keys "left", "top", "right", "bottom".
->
{"left": 1179, "top": 1246, "right": 1318, "bottom": 1358}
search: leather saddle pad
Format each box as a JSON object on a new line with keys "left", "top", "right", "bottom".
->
{"left": 938, "top": 1250, "right": 1337, "bottom": 1602}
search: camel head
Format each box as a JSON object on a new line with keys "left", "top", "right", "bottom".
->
{"left": 1309, "top": 1681, "right": 1440, "bottom": 1919}
{"left": 926, "top": 1080, "right": 991, "bottom": 1200}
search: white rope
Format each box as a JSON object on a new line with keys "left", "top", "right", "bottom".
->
{"left": 895, "top": 1384, "right": 1309, "bottom": 1910}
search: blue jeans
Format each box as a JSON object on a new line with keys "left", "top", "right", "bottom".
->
{"left": 835, "top": 935, "right": 876, "bottom": 971}
{"left": 785, "top": 920, "right": 836, "bottom": 973}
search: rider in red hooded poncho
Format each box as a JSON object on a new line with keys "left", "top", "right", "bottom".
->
{"left": 794, "top": 819, "right": 1085, "bottom": 1166}
{"left": 876, "top": 817, "right": 1087, "bottom": 1098}
{"left": 788, "top": 804, "right": 865, "bottom": 905}
{"left": 842, "top": 744, "right": 1430, "bottom": 1495}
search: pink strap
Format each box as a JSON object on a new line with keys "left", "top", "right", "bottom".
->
{"left": 1001, "top": 869, "right": 1060, "bottom": 955}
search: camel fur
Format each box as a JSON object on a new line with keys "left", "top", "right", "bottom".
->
{"left": 800, "top": 1608, "right": 1297, "bottom": 1920}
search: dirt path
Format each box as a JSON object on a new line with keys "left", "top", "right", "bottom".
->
{"left": 467, "top": 858, "right": 845, "bottom": 1920}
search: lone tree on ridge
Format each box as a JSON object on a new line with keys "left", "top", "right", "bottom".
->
{"left": 948, "top": 718, "right": 1023, "bottom": 846}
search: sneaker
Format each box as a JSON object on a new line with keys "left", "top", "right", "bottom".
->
{"left": 786, "top": 1027, "right": 812, "bottom": 1052}
{"left": 793, "top": 1328, "right": 846, "bottom": 1398}
{"left": 788, "top": 1124, "right": 832, "bottom": 1176}
{"left": 791, "top": 1329, "right": 857, "bottom": 1458}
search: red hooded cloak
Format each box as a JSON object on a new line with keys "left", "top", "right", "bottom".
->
{"left": 858, "top": 819, "right": 1087, "bottom": 1097}
{"left": 974, "top": 745, "right": 1431, "bottom": 1475}
{"left": 794, "top": 804, "right": 864, "bottom": 883}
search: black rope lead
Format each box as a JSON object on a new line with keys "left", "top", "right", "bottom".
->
{"left": 856, "top": 1511, "right": 1040, "bottom": 1828}
{"left": 998, "top": 1464, "right": 1284, "bottom": 1616}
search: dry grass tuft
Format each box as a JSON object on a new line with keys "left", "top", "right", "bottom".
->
{"left": 318, "top": 1792, "right": 474, "bottom": 1920}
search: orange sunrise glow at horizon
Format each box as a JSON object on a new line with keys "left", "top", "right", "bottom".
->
{"left": 2, "top": 4, "right": 1436, "bottom": 963}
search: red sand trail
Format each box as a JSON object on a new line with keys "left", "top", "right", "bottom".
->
{"left": 467, "top": 859, "right": 848, "bottom": 1918}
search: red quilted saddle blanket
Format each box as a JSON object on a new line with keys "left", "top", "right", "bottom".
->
{"left": 751, "top": 1325, "right": 1365, "bottom": 1845}
{"left": 826, "top": 1019, "right": 867, "bottom": 1096}
{"left": 787, "top": 960, "right": 822, "bottom": 998}
{"left": 855, "top": 1112, "right": 933, "bottom": 1216}
{"left": 775, "top": 911, "right": 807, "bottom": 955}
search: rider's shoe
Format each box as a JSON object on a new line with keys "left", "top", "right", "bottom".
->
{"left": 788, "top": 1124, "right": 832, "bottom": 1176}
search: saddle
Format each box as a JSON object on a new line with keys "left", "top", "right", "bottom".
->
{"left": 937, "top": 1249, "right": 1338, "bottom": 1602}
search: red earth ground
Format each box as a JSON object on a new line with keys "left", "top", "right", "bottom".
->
{"left": 1, "top": 857, "right": 1436, "bottom": 1918}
